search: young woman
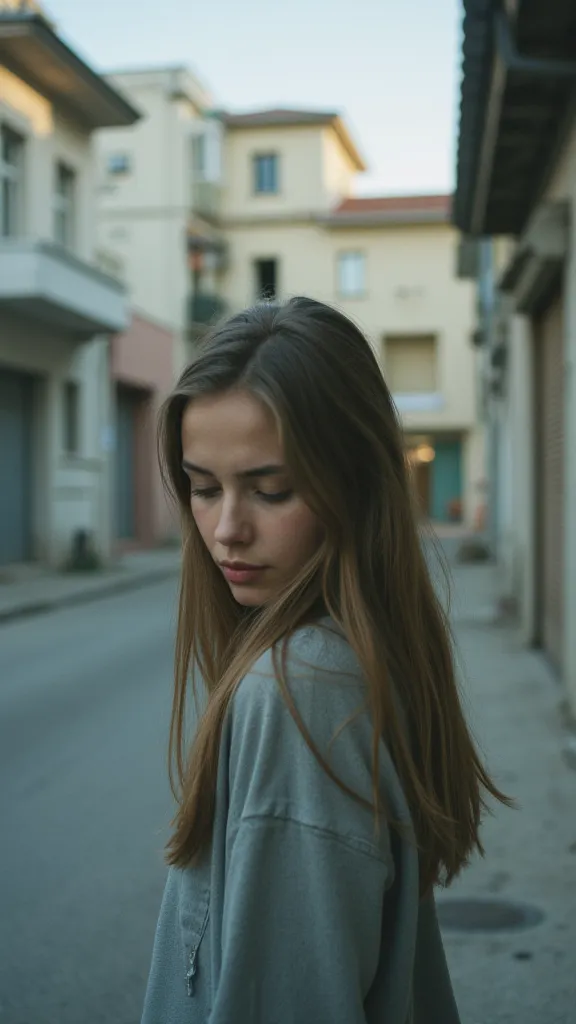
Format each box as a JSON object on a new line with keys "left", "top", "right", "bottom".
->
{"left": 141, "top": 296, "right": 509, "bottom": 1024}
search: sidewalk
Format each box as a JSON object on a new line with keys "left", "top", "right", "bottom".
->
{"left": 439, "top": 555, "right": 576, "bottom": 1024}
{"left": 0, "top": 547, "right": 181, "bottom": 624}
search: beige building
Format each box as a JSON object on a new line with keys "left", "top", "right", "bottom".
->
{"left": 95, "top": 66, "right": 226, "bottom": 373}
{"left": 94, "top": 83, "right": 484, "bottom": 528}
{"left": 221, "top": 110, "right": 484, "bottom": 527}
{"left": 0, "top": 7, "right": 138, "bottom": 567}
{"left": 454, "top": 0, "right": 576, "bottom": 717}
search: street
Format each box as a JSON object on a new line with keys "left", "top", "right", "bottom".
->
{"left": 0, "top": 581, "right": 178, "bottom": 1024}
{"left": 1, "top": 562, "right": 575, "bottom": 1023}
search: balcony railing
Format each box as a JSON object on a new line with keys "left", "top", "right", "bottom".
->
{"left": 188, "top": 292, "right": 228, "bottom": 327}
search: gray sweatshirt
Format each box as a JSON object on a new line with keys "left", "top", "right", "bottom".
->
{"left": 141, "top": 619, "right": 461, "bottom": 1024}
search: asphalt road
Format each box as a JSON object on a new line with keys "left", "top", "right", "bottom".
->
{"left": 0, "top": 580, "right": 178, "bottom": 1024}
{"left": 1, "top": 559, "right": 575, "bottom": 1024}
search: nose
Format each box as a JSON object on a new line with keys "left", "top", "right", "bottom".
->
{"left": 214, "top": 494, "right": 253, "bottom": 547}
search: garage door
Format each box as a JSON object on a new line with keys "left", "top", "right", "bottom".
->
{"left": 0, "top": 369, "right": 34, "bottom": 565}
{"left": 534, "top": 291, "right": 564, "bottom": 672}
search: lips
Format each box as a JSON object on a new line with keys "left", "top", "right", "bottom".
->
{"left": 219, "top": 562, "right": 266, "bottom": 585}
{"left": 220, "top": 562, "right": 262, "bottom": 571}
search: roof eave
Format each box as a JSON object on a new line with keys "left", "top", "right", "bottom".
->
{"left": 0, "top": 14, "right": 140, "bottom": 128}
{"left": 454, "top": 3, "right": 576, "bottom": 236}
{"left": 331, "top": 118, "right": 366, "bottom": 172}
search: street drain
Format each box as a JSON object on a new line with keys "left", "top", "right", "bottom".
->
{"left": 436, "top": 898, "right": 545, "bottom": 933}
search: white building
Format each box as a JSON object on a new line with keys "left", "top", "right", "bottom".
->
{"left": 95, "top": 66, "right": 226, "bottom": 374}
{"left": 0, "top": 7, "right": 139, "bottom": 567}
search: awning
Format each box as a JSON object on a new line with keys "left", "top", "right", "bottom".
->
{"left": 0, "top": 12, "right": 140, "bottom": 128}
{"left": 454, "top": 0, "right": 576, "bottom": 236}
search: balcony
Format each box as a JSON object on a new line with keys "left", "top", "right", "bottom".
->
{"left": 191, "top": 179, "right": 222, "bottom": 222}
{"left": 0, "top": 238, "right": 129, "bottom": 338}
{"left": 188, "top": 292, "right": 228, "bottom": 329}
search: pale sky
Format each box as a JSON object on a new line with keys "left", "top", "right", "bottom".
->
{"left": 43, "top": 0, "right": 462, "bottom": 197}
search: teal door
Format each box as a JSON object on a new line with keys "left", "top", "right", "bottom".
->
{"left": 431, "top": 439, "right": 462, "bottom": 522}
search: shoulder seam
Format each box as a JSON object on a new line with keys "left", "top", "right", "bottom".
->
{"left": 236, "top": 811, "right": 390, "bottom": 865}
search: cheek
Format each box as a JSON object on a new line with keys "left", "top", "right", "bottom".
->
{"left": 190, "top": 502, "right": 216, "bottom": 546}
{"left": 270, "top": 504, "right": 322, "bottom": 559}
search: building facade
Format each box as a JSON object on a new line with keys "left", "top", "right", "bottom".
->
{"left": 221, "top": 111, "right": 484, "bottom": 527}
{"left": 454, "top": 0, "right": 576, "bottom": 716}
{"left": 110, "top": 308, "right": 176, "bottom": 550}
{"left": 94, "top": 83, "right": 485, "bottom": 529}
{"left": 95, "top": 66, "right": 226, "bottom": 375}
{"left": 0, "top": 8, "right": 138, "bottom": 568}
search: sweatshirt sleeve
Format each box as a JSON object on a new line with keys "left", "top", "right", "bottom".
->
{"left": 208, "top": 813, "right": 389, "bottom": 1024}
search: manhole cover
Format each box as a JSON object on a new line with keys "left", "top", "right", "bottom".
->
{"left": 436, "top": 898, "right": 545, "bottom": 933}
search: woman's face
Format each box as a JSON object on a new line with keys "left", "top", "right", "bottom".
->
{"left": 181, "top": 389, "right": 322, "bottom": 607}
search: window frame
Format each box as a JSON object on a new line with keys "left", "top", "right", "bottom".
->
{"left": 337, "top": 250, "right": 367, "bottom": 299}
{"left": 0, "top": 123, "right": 25, "bottom": 238}
{"left": 253, "top": 152, "right": 279, "bottom": 195}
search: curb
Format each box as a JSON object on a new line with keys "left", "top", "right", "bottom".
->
{"left": 0, "top": 567, "right": 179, "bottom": 625}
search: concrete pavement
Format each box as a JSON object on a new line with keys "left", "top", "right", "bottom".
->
{"left": 439, "top": 556, "right": 576, "bottom": 1024}
{"left": 0, "top": 546, "right": 181, "bottom": 623}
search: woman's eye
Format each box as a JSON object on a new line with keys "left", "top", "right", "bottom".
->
{"left": 189, "top": 486, "right": 220, "bottom": 499}
{"left": 188, "top": 485, "right": 293, "bottom": 503}
{"left": 258, "top": 489, "right": 294, "bottom": 504}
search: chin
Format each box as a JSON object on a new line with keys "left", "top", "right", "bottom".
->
{"left": 228, "top": 584, "right": 271, "bottom": 608}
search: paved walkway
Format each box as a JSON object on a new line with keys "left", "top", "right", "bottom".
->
{"left": 0, "top": 547, "right": 181, "bottom": 623}
{"left": 441, "top": 554, "right": 576, "bottom": 1024}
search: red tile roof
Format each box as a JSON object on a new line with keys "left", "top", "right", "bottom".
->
{"left": 323, "top": 193, "right": 452, "bottom": 225}
{"left": 335, "top": 195, "right": 452, "bottom": 216}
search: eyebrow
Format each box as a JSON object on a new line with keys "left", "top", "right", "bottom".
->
{"left": 181, "top": 460, "right": 286, "bottom": 480}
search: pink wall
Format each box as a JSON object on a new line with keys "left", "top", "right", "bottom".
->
{"left": 111, "top": 313, "right": 177, "bottom": 546}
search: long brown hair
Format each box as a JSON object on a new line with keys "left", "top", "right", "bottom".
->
{"left": 159, "top": 296, "right": 510, "bottom": 896}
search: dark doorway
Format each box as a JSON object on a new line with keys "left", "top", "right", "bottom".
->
{"left": 254, "top": 258, "right": 277, "bottom": 300}
{"left": 0, "top": 368, "right": 34, "bottom": 565}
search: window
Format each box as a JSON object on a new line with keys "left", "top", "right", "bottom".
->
{"left": 0, "top": 124, "right": 25, "bottom": 238}
{"left": 253, "top": 153, "right": 279, "bottom": 194}
{"left": 63, "top": 380, "right": 81, "bottom": 455}
{"left": 384, "top": 334, "right": 438, "bottom": 394}
{"left": 107, "top": 152, "right": 132, "bottom": 175}
{"left": 254, "top": 258, "right": 278, "bottom": 300}
{"left": 54, "top": 162, "right": 76, "bottom": 249}
{"left": 337, "top": 252, "right": 366, "bottom": 298}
